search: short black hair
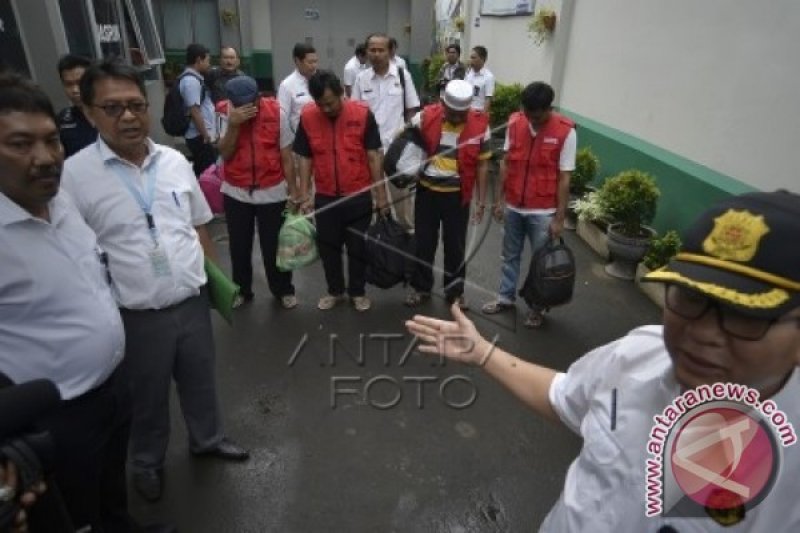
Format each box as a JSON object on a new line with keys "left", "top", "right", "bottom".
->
{"left": 308, "top": 70, "right": 343, "bottom": 100}
{"left": 355, "top": 43, "right": 367, "bottom": 57}
{"left": 293, "top": 43, "right": 316, "bottom": 61}
{"left": 445, "top": 44, "right": 461, "bottom": 55}
{"left": 80, "top": 59, "right": 146, "bottom": 107}
{"left": 0, "top": 71, "right": 56, "bottom": 121}
{"left": 389, "top": 37, "right": 398, "bottom": 51}
{"left": 472, "top": 46, "right": 488, "bottom": 61}
{"left": 57, "top": 54, "right": 92, "bottom": 79}
{"left": 521, "top": 82, "right": 555, "bottom": 112}
{"left": 186, "top": 43, "right": 209, "bottom": 66}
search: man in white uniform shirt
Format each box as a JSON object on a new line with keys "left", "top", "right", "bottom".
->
{"left": 343, "top": 43, "right": 368, "bottom": 97}
{"left": 351, "top": 33, "right": 420, "bottom": 230}
{"left": 0, "top": 72, "right": 131, "bottom": 532}
{"left": 389, "top": 36, "right": 407, "bottom": 70}
{"left": 464, "top": 45, "right": 495, "bottom": 113}
{"left": 408, "top": 190, "right": 800, "bottom": 532}
{"left": 277, "top": 43, "right": 318, "bottom": 138}
{"left": 62, "top": 61, "right": 248, "bottom": 504}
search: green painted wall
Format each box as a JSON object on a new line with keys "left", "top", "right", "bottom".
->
{"left": 561, "top": 108, "right": 757, "bottom": 236}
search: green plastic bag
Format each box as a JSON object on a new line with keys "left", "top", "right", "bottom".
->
{"left": 276, "top": 211, "right": 319, "bottom": 271}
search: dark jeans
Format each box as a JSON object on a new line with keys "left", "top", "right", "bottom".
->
{"left": 314, "top": 192, "right": 373, "bottom": 297}
{"left": 411, "top": 185, "right": 470, "bottom": 300}
{"left": 223, "top": 194, "right": 294, "bottom": 299}
{"left": 30, "top": 364, "right": 132, "bottom": 533}
{"left": 185, "top": 136, "right": 217, "bottom": 177}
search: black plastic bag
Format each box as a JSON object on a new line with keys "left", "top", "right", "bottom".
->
{"left": 365, "top": 216, "right": 414, "bottom": 289}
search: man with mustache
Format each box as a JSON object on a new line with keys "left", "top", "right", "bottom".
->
{"left": 61, "top": 60, "right": 248, "bottom": 505}
{"left": 0, "top": 71, "right": 130, "bottom": 532}
{"left": 407, "top": 191, "right": 800, "bottom": 531}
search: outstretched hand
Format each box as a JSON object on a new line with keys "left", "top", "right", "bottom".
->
{"left": 405, "top": 303, "right": 492, "bottom": 366}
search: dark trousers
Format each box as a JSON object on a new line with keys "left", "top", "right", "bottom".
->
{"left": 121, "top": 290, "right": 222, "bottom": 473}
{"left": 223, "top": 195, "right": 294, "bottom": 299}
{"left": 185, "top": 136, "right": 217, "bottom": 177}
{"left": 30, "top": 364, "right": 132, "bottom": 533}
{"left": 314, "top": 192, "right": 373, "bottom": 297}
{"left": 411, "top": 186, "right": 470, "bottom": 300}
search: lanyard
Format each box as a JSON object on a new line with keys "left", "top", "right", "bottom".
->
{"left": 110, "top": 161, "right": 159, "bottom": 246}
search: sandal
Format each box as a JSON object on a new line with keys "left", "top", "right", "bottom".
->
{"left": 524, "top": 310, "right": 546, "bottom": 329}
{"left": 404, "top": 291, "right": 430, "bottom": 308}
{"left": 481, "top": 300, "right": 513, "bottom": 314}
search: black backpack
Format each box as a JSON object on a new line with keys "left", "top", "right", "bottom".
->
{"left": 364, "top": 215, "right": 414, "bottom": 289}
{"left": 161, "top": 72, "right": 205, "bottom": 136}
{"left": 519, "top": 238, "right": 576, "bottom": 309}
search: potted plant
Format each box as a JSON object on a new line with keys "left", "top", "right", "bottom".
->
{"left": 453, "top": 15, "right": 465, "bottom": 32}
{"left": 565, "top": 146, "right": 600, "bottom": 230}
{"left": 220, "top": 8, "right": 238, "bottom": 27}
{"left": 637, "top": 230, "right": 681, "bottom": 307}
{"left": 598, "top": 170, "right": 660, "bottom": 280}
{"left": 488, "top": 82, "right": 523, "bottom": 139}
{"left": 527, "top": 8, "right": 557, "bottom": 46}
{"left": 572, "top": 190, "right": 610, "bottom": 258}
{"left": 425, "top": 54, "right": 445, "bottom": 93}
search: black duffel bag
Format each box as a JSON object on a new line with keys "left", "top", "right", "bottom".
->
{"left": 519, "top": 237, "right": 576, "bottom": 309}
{"left": 364, "top": 215, "right": 414, "bottom": 289}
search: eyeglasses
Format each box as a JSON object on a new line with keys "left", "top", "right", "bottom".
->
{"left": 92, "top": 101, "right": 149, "bottom": 118}
{"left": 665, "top": 284, "right": 799, "bottom": 341}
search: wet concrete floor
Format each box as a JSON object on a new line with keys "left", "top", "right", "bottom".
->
{"left": 129, "top": 217, "right": 661, "bottom": 532}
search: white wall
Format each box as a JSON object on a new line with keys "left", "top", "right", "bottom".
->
{"left": 462, "top": 0, "right": 564, "bottom": 86}
{"left": 559, "top": 0, "right": 800, "bottom": 192}
{"left": 250, "top": 0, "right": 272, "bottom": 52}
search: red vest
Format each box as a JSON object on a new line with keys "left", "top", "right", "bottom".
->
{"left": 420, "top": 103, "right": 489, "bottom": 205}
{"left": 299, "top": 100, "right": 372, "bottom": 197}
{"left": 504, "top": 111, "right": 574, "bottom": 209}
{"left": 216, "top": 98, "right": 284, "bottom": 190}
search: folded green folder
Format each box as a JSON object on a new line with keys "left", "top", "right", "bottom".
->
{"left": 205, "top": 258, "right": 240, "bottom": 325}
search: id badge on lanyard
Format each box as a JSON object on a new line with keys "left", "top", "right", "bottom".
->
{"left": 111, "top": 160, "right": 173, "bottom": 278}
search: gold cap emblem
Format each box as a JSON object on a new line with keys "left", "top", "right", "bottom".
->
{"left": 702, "top": 209, "right": 769, "bottom": 262}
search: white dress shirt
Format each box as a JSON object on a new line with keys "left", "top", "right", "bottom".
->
{"left": 391, "top": 56, "right": 407, "bottom": 70}
{"left": 351, "top": 63, "right": 421, "bottom": 148}
{"left": 343, "top": 55, "right": 368, "bottom": 88}
{"left": 62, "top": 137, "right": 213, "bottom": 310}
{"left": 277, "top": 69, "right": 313, "bottom": 136}
{"left": 464, "top": 67, "right": 495, "bottom": 111}
{"left": 544, "top": 325, "right": 800, "bottom": 532}
{"left": 0, "top": 191, "right": 124, "bottom": 400}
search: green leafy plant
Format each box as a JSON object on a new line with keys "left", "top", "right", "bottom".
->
{"left": 220, "top": 8, "right": 238, "bottom": 26}
{"left": 489, "top": 82, "right": 523, "bottom": 130}
{"left": 425, "top": 54, "right": 445, "bottom": 92}
{"left": 572, "top": 191, "right": 608, "bottom": 224}
{"left": 572, "top": 147, "right": 600, "bottom": 194}
{"left": 598, "top": 170, "right": 660, "bottom": 237}
{"left": 527, "top": 8, "right": 557, "bottom": 46}
{"left": 643, "top": 230, "right": 682, "bottom": 270}
{"left": 453, "top": 15, "right": 465, "bottom": 32}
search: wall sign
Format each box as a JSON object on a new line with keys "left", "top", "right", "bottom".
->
{"left": 304, "top": 8, "right": 320, "bottom": 20}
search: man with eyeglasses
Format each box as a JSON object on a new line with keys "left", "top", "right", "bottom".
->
{"left": 61, "top": 60, "right": 249, "bottom": 505}
{"left": 407, "top": 190, "right": 800, "bottom": 531}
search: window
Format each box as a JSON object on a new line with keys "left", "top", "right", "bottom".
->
{"left": 153, "top": 0, "right": 219, "bottom": 55}
{"left": 58, "top": 0, "right": 164, "bottom": 67}
{"left": 0, "top": 0, "right": 31, "bottom": 76}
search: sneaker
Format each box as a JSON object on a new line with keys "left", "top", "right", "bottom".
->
{"left": 317, "top": 294, "right": 346, "bottom": 310}
{"left": 404, "top": 291, "right": 431, "bottom": 308}
{"left": 481, "top": 300, "right": 514, "bottom": 314}
{"left": 281, "top": 295, "right": 298, "bottom": 309}
{"left": 351, "top": 296, "right": 371, "bottom": 312}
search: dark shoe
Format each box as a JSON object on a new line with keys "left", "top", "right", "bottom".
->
{"left": 524, "top": 310, "right": 546, "bottom": 329}
{"left": 133, "top": 468, "right": 163, "bottom": 502}
{"left": 192, "top": 437, "right": 250, "bottom": 461}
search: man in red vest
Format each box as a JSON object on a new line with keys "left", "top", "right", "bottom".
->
{"left": 482, "top": 82, "right": 576, "bottom": 328}
{"left": 216, "top": 75, "right": 298, "bottom": 308}
{"left": 293, "top": 70, "right": 388, "bottom": 311}
{"left": 404, "top": 79, "right": 491, "bottom": 309}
